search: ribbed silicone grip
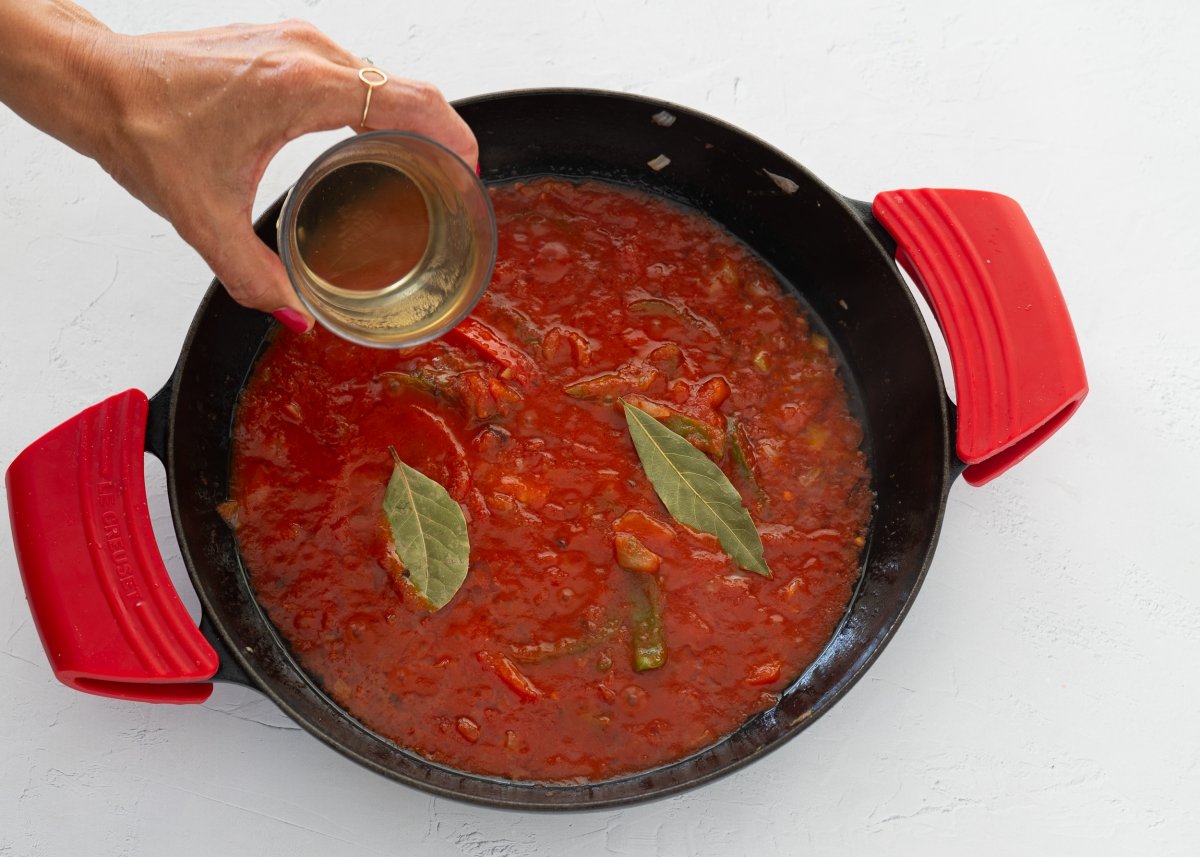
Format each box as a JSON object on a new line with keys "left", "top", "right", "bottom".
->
{"left": 6, "top": 390, "right": 217, "bottom": 703}
{"left": 873, "top": 189, "right": 1087, "bottom": 485}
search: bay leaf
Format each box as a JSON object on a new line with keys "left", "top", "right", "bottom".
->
{"left": 383, "top": 447, "right": 470, "bottom": 609}
{"left": 621, "top": 401, "right": 771, "bottom": 577}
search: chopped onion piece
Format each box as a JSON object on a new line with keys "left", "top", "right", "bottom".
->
{"left": 647, "top": 154, "right": 672, "bottom": 172}
{"left": 763, "top": 169, "right": 799, "bottom": 194}
{"left": 651, "top": 110, "right": 677, "bottom": 127}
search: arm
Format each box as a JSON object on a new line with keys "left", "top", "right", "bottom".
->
{"left": 0, "top": 0, "right": 478, "bottom": 328}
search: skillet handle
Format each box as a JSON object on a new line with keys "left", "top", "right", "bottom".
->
{"left": 5, "top": 389, "right": 218, "bottom": 702}
{"left": 872, "top": 189, "right": 1088, "bottom": 485}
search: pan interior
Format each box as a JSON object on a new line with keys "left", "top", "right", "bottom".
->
{"left": 163, "top": 89, "right": 953, "bottom": 809}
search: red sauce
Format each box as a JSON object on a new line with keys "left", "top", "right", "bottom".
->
{"left": 229, "top": 178, "right": 872, "bottom": 782}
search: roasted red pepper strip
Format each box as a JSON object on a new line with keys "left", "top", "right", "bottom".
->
{"left": 407, "top": 406, "right": 472, "bottom": 500}
{"left": 446, "top": 318, "right": 535, "bottom": 384}
{"left": 478, "top": 650, "right": 542, "bottom": 701}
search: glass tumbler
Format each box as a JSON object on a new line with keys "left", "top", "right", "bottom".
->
{"left": 277, "top": 131, "right": 496, "bottom": 348}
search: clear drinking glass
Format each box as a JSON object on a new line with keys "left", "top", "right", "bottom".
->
{"left": 277, "top": 131, "right": 496, "bottom": 348}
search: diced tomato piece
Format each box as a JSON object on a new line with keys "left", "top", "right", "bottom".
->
{"left": 697, "top": 376, "right": 731, "bottom": 409}
{"left": 745, "top": 661, "right": 782, "bottom": 686}
{"left": 614, "top": 532, "right": 662, "bottom": 574}
{"left": 456, "top": 716, "right": 481, "bottom": 743}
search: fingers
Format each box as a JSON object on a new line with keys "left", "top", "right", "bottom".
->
{"left": 226, "top": 20, "right": 478, "bottom": 167}
{"left": 202, "top": 220, "right": 313, "bottom": 330}
{"left": 359, "top": 77, "right": 479, "bottom": 168}
{"left": 294, "top": 60, "right": 478, "bottom": 169}
{"left": 163, "top": 18, "right": 477, "bottom": 333}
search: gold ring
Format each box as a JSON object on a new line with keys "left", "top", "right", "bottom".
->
{"left": 358, "top": 67, "right": 388, "bottom": 127}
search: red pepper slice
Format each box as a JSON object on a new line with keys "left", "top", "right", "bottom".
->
{"left": 446, "top": 318, "right": 535, "bottom": 384}
{"left": 478, "top": 650, "right": 542, "bottom": 701}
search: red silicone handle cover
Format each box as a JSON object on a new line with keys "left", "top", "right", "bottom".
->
{"left": 5, "top": 390, "right": 217, "bottom": 703}
{"left": 872, "top": 189, "right": 1088, "bottom": 485}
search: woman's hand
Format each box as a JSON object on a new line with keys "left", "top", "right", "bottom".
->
{"left": 0, "top": 2, "right": 478, "bottom": 330}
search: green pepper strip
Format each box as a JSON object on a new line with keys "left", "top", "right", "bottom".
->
{"left": 630, "top": 573, "right": 666, "bottom": 672}
{"left": 508, "top": 620, "right": 621, "bottom": 664}
{"left": 628, "top": 298, "right": 720, "bottom": 337}
{"left": 563, "top": 373, "right": 626, "bottom": 401}
{"left": 563, "top": 368, "right": 658, "bottom": 402}
{"left": 378, "top": 371, "right": 443, "bottom": 398}
{"left": 661, "top": 413, "right": 725, "bottom": 458}
{"left": 727, "top": 415, "right": 764, "bottom": 497}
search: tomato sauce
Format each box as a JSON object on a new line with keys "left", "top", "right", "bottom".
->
{"left": 229, "top": 178, "right": 872, "bottom": 782}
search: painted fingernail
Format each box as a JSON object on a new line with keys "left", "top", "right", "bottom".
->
{"left": 475, "top": 162, "right": 481, "bottom": 177}
{"left": 272, "top": 307, "right": 311, "bottom": 334}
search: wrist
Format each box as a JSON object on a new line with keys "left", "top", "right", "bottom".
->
{"left": 68, "top": 31, "right": 144, "bottom": 164}
{"left": 0, "top": 1, "right": 128, "bottom": 161}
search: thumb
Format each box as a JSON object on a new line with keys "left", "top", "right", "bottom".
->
{"left": 203, "top": 221, "right": 313, "bottom": 332}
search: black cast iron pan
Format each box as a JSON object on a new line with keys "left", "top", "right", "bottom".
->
{"left": 6, "top": 89, "right": 1087, "bottom": 810}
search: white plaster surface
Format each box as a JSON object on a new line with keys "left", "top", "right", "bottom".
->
{"left": 2, "top": 1, "right": 1197, "bottom": 854}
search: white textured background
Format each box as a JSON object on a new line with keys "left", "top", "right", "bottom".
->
{"left": 2, "top": 1, "right": 1197, "bottom": 854}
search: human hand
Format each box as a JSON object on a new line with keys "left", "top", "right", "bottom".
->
{"left": 0, "top": 5, "right": 477, "bottom": 331}
{"left": 101, "top": 21, "right": 478, "bottom": 330}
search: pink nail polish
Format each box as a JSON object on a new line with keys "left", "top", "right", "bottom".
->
{"left": 272, "top": 308, "right": 311, "bottom": 334}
